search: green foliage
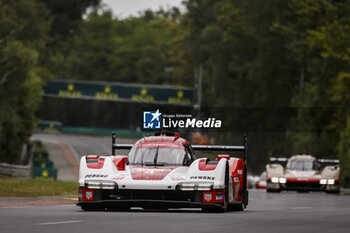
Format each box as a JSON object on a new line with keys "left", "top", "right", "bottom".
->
{"left": 332, "top": 72, "right": 350, "bottom": 187}
{"left": 1, "top": 0, "right": 350, "bottom": 187}
{"left": 0, "top": 0, "right": 98, "bottom": 163}
{"left": 0, "top": 177, "right": 77, "bottom": 197}
{"left": 338, "top": 118, "right": 350, "bottom": 188}
{"left": 52, "top": 8, "right": 193, "bottom": 87}
{"left": 0, "top": 0, "right": 50, "bottom": 163}
{"left": 274, "top": 0, "right": 350, "bottom": 186}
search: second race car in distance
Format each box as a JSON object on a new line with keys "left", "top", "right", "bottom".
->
{"left": 266, "top": 155, "right": 340, "bottom": 193}
{"left": 255, "top": 171, "right": 267, "bottom": 189}
{"left": 77, "top": 132, "right": 249, "bottom": 212}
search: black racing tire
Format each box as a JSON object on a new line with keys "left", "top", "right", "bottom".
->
{"left": 242, "top": 165, "right": 248, "bottom": 208}
{"left": 228, "top": 203, "right": 244, "bottom": 211}
{"left": 326, "top": 190, "right": 340, "bottom": 194}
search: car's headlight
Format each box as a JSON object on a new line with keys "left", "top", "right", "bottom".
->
{"left": 176, "top": 182, "right": 213, "bottom": 191}
{"left": 327, "top": 179, "right": 335, "bottom": 185}
{"left": 320, "top": 179, "right": 327, "bottom": 185}
{"left": 86, "top": 181, "right": 101, "bottom": 189}
{"left": 271, "top": 177, "right": 279, "bottom": 183}
{"left": 178, "top": 183, "right": 196, "bottom": 191}
{"left": 197, "top": 183, "right": 214, "bottom": 191}
{"left": 279, "top": 178, "right": 287, "bottom": 184}
{"left": 101, "top": 181, "right": 117, "bottom": 189}
{"left": 85, "top": 180, "right": 117, "bottom": 189}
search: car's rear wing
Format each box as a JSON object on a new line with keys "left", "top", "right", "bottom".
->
{"left": 270, "top": 157, "right": 288, "bottom": 162}
{"left": 318, "top": 159, "right": 339, "bottom": 164}
{"left": 112, "top": 133, "right": 247, "bottom": 162}
{"left": 191, "top": 139, "right": 247, "bottom": 162}
{"left": 269, "top": 157, "right": 340, "bottom": 165}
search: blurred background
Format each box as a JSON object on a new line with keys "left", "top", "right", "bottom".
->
{"left": 0, "top": 0, "right": 349, "bottom": 188}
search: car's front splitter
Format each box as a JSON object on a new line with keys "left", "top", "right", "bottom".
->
{"left": 77, "top": 199, "right": 224, "bottom": 209}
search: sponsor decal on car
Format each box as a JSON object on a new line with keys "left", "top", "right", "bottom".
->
{"left": 113, "top": 175, "right": 126, "bottom": 180}
{"left": 204, "top": 193, "right": 212, "bottom": 202}
{"left": 216, "top": 195, "right": 224, "bottom": 200}
{"left": 85, "top": 191, "right": 93, "bottom": 200}
{"left": 190, "top": 176, "right": 215, "bottom": 180}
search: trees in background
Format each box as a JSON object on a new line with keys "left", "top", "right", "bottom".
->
{"left": 53, "top": 7, "right": 193, "bottom": 86}
{"left": 0, "top": 0, "right": 99, "bottom": 163}
{"left": 182, "top": 0, "right": 350, "bottom": 184}
{"left": 0, "top": 0, "right": 50, "bottom": 163}
{"left": 1, "top": 0, "right": 349, "bottom": 185}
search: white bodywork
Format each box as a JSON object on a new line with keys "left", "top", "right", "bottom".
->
{"left": 79, "top": 155, "right": 227, "bottom": 190}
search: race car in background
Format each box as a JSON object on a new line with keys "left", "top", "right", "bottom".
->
{"left": 255, "top": 171, "right": 267, "bottom": 189}
{"left": 77, "top": 132, "right": 249, "bottom": 212}
{"left": 266, "top": 155, "right": 340, "bottom": 193}
{"left": 247, "top": 174, "right": 260, "bottom": 189}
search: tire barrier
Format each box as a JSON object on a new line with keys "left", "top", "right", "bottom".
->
{"left": 31, "top": 141, "right": 58, "bottom": 180}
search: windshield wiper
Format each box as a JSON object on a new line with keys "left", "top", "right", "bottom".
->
{"left": 153, "top": 146, "right": 159, "bottom": 166}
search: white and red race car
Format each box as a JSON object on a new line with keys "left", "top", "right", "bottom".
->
{"left": 266, "top": 155, "right": 340, "bottom": 193}
{"left": 77, "top": 132, "right": 248, "bottom": 212}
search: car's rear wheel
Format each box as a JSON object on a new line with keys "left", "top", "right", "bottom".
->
{"left": 228, "top": 203, "right": 244, "bottom": 211}
{"left": 267, "top": 187, "right": 281, "bottom": 193}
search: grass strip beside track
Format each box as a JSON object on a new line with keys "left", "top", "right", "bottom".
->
{"left": 0, "top": 178, "right": 77, "bottom": 197}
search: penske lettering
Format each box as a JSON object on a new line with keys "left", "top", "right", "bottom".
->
{"left": 190, "top": 176, "right": 215, "bottom": 180}
{"left": 85, "top": 174, "right": 108, "bottom": 178}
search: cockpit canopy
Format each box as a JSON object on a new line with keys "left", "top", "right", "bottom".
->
{"left": 127, "top": 136, "right": 194, "bottom": 166}
{"left": 286, "top": 159, "right": 320, "bottom": 171}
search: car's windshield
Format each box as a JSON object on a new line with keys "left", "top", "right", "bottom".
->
{"left": 286, "top": 159, "right": 319, "bottom": 171}
{"left": 128, "top": 146, "right": 190, "bottom": 166}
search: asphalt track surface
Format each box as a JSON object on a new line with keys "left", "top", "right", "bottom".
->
{"left": 1, "top": 190, "right": 349, "bottom": 233}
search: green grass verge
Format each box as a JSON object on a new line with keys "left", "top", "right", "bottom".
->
{"left": 0, "top": 177, "right": 77, "bottom": 197}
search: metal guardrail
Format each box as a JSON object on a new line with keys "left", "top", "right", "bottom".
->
{"left": 0, "top": 163, "right": 30, "bottom": 178}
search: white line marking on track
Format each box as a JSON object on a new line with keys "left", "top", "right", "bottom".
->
{"left": 36, "top": 220, "right": 82, "bottom": 226}
{"left": 290, "top": 207, "right": 312, "bottom": 210}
